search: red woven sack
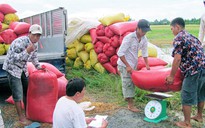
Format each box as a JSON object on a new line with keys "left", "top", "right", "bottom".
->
{"left": 26, "top": 70, "right": 58, "bottom": 123}
{"left": 0, "top": 4, "right": 17, "bottom": 14}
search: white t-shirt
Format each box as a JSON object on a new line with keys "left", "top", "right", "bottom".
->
{"left": 117, "top": 31, "right": 148, "bottom": 69}
{"left": 53, "top": 96, "right": 87, "bottom": 128}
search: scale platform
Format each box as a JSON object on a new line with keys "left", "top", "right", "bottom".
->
{"left": 144, "top": 92, "right": 172, "bottom": 123}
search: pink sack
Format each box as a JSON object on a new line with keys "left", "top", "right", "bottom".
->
{"left": 40, "top": 62, "right": 64, "bottom": 78}
{"left": 96, "top": 36, "right": 110, "bottom": 44}
{"left": 5, "top": 96, "right": 25, "bottom": 109}
{"left": 131, "top": 68, "right": 183, "bottom": 92}
{"left": 0, "top": 35, "right": 4, "bottom": 43}
{"left": 96, "top": 24, "right": 105, "bottom": 36}
{"left": 103, "top": 43, "right": 116, "bottom": 57}
{"left": 137, "top": 57, "right": 168, "bottom": 70}
{"left": 0, "top": 4, "right": 17, "bottom": 14}
{"left": 94, "top": 41, "right": 104, "bottom": 54}
{"left": 103, "top": 62, "right": 117, "bottom": 74}
{"left": 109, "top": 21, "right": 137, "bottom": 35}
{"left": 9, "top": 21, "right": 19, "bottom": 30}
{"left": 27, "top": 70, "right": 58, "bottom": 123}
{"left": 110, "top": 55, "right": 118, "bottom": 67}
{"left": 0, "top": 12, "right": 4, "bottom": 22}
{"left": 14, "top": 22, "right": 30, "bottom": 35}
{"left": 104, "top": 27, "right": 114, "bottom": 38}
{"left": 90, "top": 28, "right": 97, "bottom": 44}
{"left": 0, "top": 29, "right": 17, "bottom": 44}
{"left": 97, "top": 53, "right": 109, "bottom": 64}
{"left": 57, "top": 76, "right": 68, "bottom": 98}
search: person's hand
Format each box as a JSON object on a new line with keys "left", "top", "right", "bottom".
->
{"left": 126, "top": 66, "right": 132, "bottom": 73}
{"left": 37, "top": 65, "right": 46, "bottom": 70}
{"left": 26, "top": 43, "right": 35, "bottom": 54}
{"left": 85, "top": 117, "right": 95, "bottom": 124}
{"left": 100, "top": 119, "right": 108, "bottom": 128}
{"left": 166, "top": 76, "right": 174, "bottom": 85}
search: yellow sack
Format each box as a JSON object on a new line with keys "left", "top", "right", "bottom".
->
{"left": 65, "top": 57, "right": 74, "bottom": 67}
{"left": 0, "top": 23, "right": 9, "bottom": 32}
{"left": 84, "top": 43, "right": 94, "bottom": 53}
{"left": 99, "top": 13, "right": 125, "bottom": 26}
{"left": 0, "top": 44, "right": 6, "bottom": 55}
{"left": 4, "top": 44, "right": 10, "bottom": 53}
{"left": 78, "top": 51, "right": 89, "bottom": 63}
{"left": 90, "top": 49, "right": 98, "bottom": 66}
{"left": 94, "top": 62, "right": 105, "bottom": 74}
{"left": 138, "top": 44, "right": 158, "bottom": 57}
{"left": 74, "top": 40, "right": 84, "bottom": 52}
{"left": 80, "top": 34, "right": 92, "bottom": 44}
{"left": 3, "top": 13, "right": 19, "bottom": 25}
{"left": 84, "top": 60, "right": 92, "bottom": 70}
{"left": 73, "top": 57, "right": 83, "bottom": 69}
{"left": 67, "top": 42, "right": 75, "bottom": 49}
{"left": 67, "top": 48, "right": 77, "bottom": 59}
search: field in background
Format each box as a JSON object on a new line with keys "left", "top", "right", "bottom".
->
{"left": 146, "top": 24, "right": 200, "bottom": 48}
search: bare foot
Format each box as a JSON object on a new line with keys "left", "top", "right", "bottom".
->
{"left": 175, "top": 121, "right": 192, "bottom": 128}
{"left": 128, "top": 107, "right": 140, "bottom": 112}
{"left": 19, "top": 118, "right": 32, "bottom": 126}
{"left": 191, "top": 116, "right": 203, "bottom": 122}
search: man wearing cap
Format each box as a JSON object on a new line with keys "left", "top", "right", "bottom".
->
{"left": 2, "top": 24, "right": 43, "bottom": 125}
{"left": 117, "top": 19, "right": 151, "bottom": 112}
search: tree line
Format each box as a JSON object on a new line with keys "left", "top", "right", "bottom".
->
{"left": 150, "top": 18, "right": 200, "bottom": 25}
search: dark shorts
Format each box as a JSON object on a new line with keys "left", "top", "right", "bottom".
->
{"left": 181, "top": 69, "right": 205, "bottom": 105}
{"left": 7, "top": 72, "right": 28, "bottom": 102}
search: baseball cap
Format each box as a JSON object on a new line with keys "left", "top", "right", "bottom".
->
{"left": 29, "top": 24, "right": 42, "bottom": 35}
{"left": 137, "top": 19, "right": 151, "bottom": 32}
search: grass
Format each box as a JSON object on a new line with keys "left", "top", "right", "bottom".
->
{"left": 66, "top": 24, "right": 202, "bottom": 112}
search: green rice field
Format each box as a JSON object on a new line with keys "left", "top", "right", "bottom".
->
{"left": 146, "top": 24, "right": 200, "bottom": 47}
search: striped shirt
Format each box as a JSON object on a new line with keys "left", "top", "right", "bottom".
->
{"left": 117, "top": 31, "right": 148, "bottom": 69}
{"left": 2, "top": 36, "right": 40, "bottom": 78}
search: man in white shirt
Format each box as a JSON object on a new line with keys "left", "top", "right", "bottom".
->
{"left": 117, "top": 19, "right": 151, "bottom": 112}
{"left": 53, "top": 78, "right": 108, "bottom": 128}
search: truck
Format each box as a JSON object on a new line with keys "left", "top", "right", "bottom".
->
{"left": 0, "top": 7, "right": 67, "bottom": 84}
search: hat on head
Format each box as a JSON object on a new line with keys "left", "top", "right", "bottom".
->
{"left": 29, "top": 24, "right": 42, "bottom": 35}
{"left": 137, "top": 19, "right": 151, "bottom": 32}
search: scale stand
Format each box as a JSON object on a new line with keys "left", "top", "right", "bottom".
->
{"left": 144, "top": 92, "right": 172, "bottom": 123}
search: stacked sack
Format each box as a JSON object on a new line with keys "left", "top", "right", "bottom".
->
{"left": 66, "top": 34, "right": 106, "bottom": 74}
{"left": 0, "top": 4, "right": 31, "bottom": 55}
{"left": 90, "top": 13, "right": 164, "bottom": 74}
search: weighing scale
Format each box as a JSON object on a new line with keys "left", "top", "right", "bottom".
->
{"left": 144, "top": 92, "right": 172, "bottom": 123}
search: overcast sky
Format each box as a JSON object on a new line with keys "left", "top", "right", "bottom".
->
{"left": 1, "top": 0, "right": 205, "bottom": 21}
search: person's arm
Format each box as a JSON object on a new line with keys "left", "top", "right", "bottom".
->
{"left": 120, "top": 56, "right": 132, "bottom": 73}
{"left": 143, "top": 57, "right": 150, "bottom": 70}
{"left": 117, "top": 35, "right": 132, "bottom": 73}
{"left": 166, "top": 54, "right": 181, "bottom": 84}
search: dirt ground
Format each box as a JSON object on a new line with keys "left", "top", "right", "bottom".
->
{"left": 0, "top": 85, "right": 204, "bottom": 128}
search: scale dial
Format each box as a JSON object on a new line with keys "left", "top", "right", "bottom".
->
{"left": 144, "top": 100, "right": 162, "bottom": 119}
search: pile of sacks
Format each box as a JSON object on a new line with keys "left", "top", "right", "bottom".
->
{"left": 0, "top": 4, "right": 31, "bottom": 55}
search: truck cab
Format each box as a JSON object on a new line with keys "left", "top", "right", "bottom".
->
{"left": 0, "top": 7, "right": 67, "bottom": 84}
